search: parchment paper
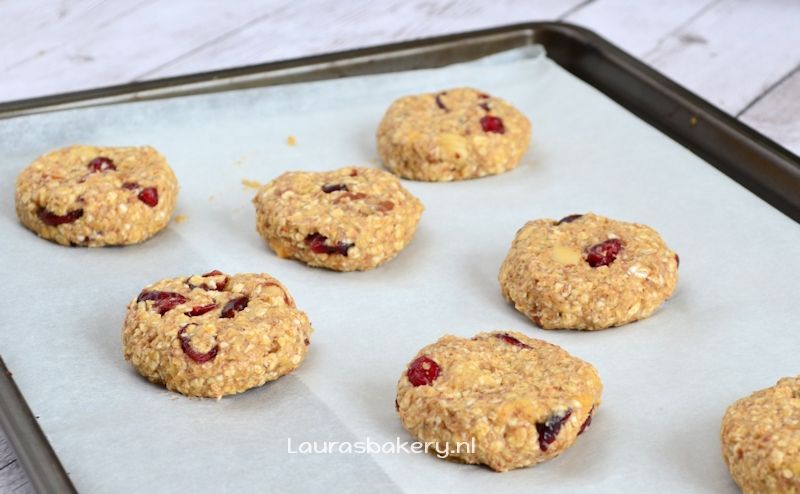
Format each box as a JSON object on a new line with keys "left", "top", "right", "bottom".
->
{"left": 1, "top": 46, "right": 799, "bottom": 493}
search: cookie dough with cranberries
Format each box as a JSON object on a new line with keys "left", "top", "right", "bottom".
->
{"left": 123, "top": 271, "right": 312, "bottom": 398}
{"left": 376, "top": 87, "right": 531, "bottom": 181}
{"left": 499, "top": 213, "right": 679, "bottom": 330}
{"left": 721, "top": 376, "right": 800, "bottom": 494}
{"left": 15, "top": 145, "right": 178, "bottom": 246}
{"left": 396, "top": 331, "right": 601, "bottom": 472}
{"left": 252, "top": 167, "right": 424, "bottom": 271}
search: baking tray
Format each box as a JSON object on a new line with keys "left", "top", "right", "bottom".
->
{"left": 0, "top": 22, "right": 798, "bottom": 493}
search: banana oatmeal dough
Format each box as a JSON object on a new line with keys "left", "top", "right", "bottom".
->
{"left": 377, "top": 87, "right": 531, "bottom": 181}
{"left": 253, "top": 166, "right": 424, "bottom": 271}
{"left": 499, "top": 213, "right": 679, "bottom": 330}
{"left": 721, "top": 377, "right": 800, "bottom": 494}
{"left": 15, "top": 145, "right": 178, "bottom": 246}
{"left": 396, "top": 331, "right": 601, "bottom": 472}
{"left": 123, "top": 271, "right": 312, "bottom": 398}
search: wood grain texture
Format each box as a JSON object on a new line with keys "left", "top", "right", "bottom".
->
{"left": 141, "top": 0, "right": 586, "bottom": 79}
{"left": 1, "top": 0, "right": 799, "bottom": 491}
{"left": 741, "top": 65, "right": 800, "bottom": 155}
{"left": 642, "top": 0, "right": 800, "bottom": 114}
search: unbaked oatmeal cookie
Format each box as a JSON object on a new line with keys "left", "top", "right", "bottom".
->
{"left": 396, "top": 331, "right": 601, "bottom": 472}
{"left": 253, "top": 167, "right": 424, "bottom": 271}
{"left": 123, "top": 271, "right": 312, "bottom": 398}
{"left": 376, "top": 87, "right": 531, "bottom": 181}
{"left": 15, "top": 145, "right": 178, "bottom": 246}
{"left": 499, "top": 213, "right": 679, "bottom": 330}
{"left": 721, "top": 377, "right": 800, "bottom": 494}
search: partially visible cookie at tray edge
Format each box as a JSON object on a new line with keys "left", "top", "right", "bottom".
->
{"left": 498, "top": 213, "right": 679, "bottom": 330}
{"left": 252, "top": 166, "right": 424, "bottom": 271}
{"left": 721, "top": 377, "right": 800, "bottom": 494}
{"left": 15, "top": 144, "right": 178, "bottom": 246}
{"left": 122, "top": 270, "right": 312, "bottom": 398}
{"left": 396, "top": 331, "right": 601, "bottom": 472}
{"left": 376, "top": 87, "right": 532, "bottom": 181}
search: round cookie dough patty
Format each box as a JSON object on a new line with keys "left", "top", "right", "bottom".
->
{"left": 499, "top": 213, "right": 679, "bottom": 330}
{"left": 721, "top": 377, "right": 800, "bottom": 494}
{"left": 253, "top": 167, "right": 424, "bottom": 271}
{"left": 123, "top": 271, "right": 312, "bottom": 398}
{"left": 376, "top": 87, "right": 531, "bottom": 181}
{"left": 396, "top": 331, "right": 601, "bottom": 472}
{"left": 15, "top": 145, "right": 178, "bottom": 246}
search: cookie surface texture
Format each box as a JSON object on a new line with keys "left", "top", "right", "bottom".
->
{"left": 499, "top": 213, "right": 679, "bottom": 330}
{"left": 15, "top": 145, "right": 178, "bottom": 246}
{"left": 376, "top": 87, "right": 531, "bottom": 181}
{"left": 123, "top": 271, "right": 312, "bottom": 398}
{"left": 253, "top": 167, "right": 424, "bottom": 271}
{"left": 396, "top": 331, "right": 601, "bottom": 472}
{"left": 721, "top": 377, "right": 800, "bottom": 494}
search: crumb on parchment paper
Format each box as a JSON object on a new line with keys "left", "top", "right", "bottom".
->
{"left": 287, "top": 136, "right": 297, "bottom": 146}
{"left": 241, "top": 179, "right": 262, "bottom": 191}
{"left": 174, "top": 214, "right": 187, "bottom": 224}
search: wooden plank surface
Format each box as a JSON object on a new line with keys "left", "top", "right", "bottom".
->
{"left": 1, "top": 1, "right": 799, "bottom": 492}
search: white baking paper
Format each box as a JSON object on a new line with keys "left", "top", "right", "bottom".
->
{"left": 1, "top": 46, "right": 799, "bottom": 493}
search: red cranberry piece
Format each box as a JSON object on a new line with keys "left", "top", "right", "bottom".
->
{"left": 137, "top": 291, "right": 188, "bottom": 315}
{"left": 377, "top": 200, "right": 394, "bottom": 213}
{"left": 435, "top": 92, "right": 448, "bottom": 111}
{"left": 480, "top": 115, "right": 505, "bottom": 134}
{"left": 189, "top": 270, "right": 228, "bottom": 291}
{"left": 220, "top": 296, "right": 249, "bottom": 318}
{"left": 37, "top": 208, "right": 83, "bottom": 226}
{"left": 122, "top": 182, "right": 139, "bottom": 190}
{"left": 494, "top": 333, "right": 532, "bottom": 349}
{"left": 137, "top": 187, "right": 158, "bottom": 207}
{"left": 675, "top": 253, "right": 680, "bottom": 268}
{"left": 304, "top": 233, "right": 353, "bottom": 256}
{"left": 585, "top": 238, "right": 623, "bottom": 268}
{"left": 556, "top": 214, "right": 583, "bottom": 225}
{"left": 478, "top": 93, "right": 490, "bottom": 99}
{"left": 87, "top": 156, "right": 116, "bottom": 172}
{"left": 536, "top": 409, "right": 573, "bottom": 451}
{"left": 178, "top": 326, "right": 218, "bottom": 363}
{"left": 479, "top": 102, "right": 490, "bottom": 112}
{"left": 185, "top": 303, "right": 217, "bottom": 317}
{"left": 578, "top": 407, "right": 594, "bottom": 435}
{"left": 322, "top": 183, "right": 348, "bottom": 193}
{"left": 349, "top": 169, "right": 358, "bottom": 177}
{"left": 407, "top": 356, "right": 440, "bottom": 387}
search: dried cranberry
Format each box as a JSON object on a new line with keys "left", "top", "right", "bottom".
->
{"left": 220, "top": 296, "right": 249, "bottom": 318}
{"left": 479, "top": 102, "right": 490, "bottom": 112}
{"left": 407, "top": 356, "right": 440, "bottom": 387}
{"left": 37, "top": 208, "right": 83, "bottom": 226}
{"left": 376, "top": 200, "right": 394, "bottom": 213}
{"left": 304, "top": 233, "right": 353, "bottom": 256}
{"left": 137, "top": 291, "right": 188, "bottom": 315}
{"left": 322, "top": 183, "right": 348, "bottom": 193}
{"left": 87, "top": 157, "right": 116, "bottom": 172}
{"left": 178, "top": 326, "right": 218, "bottom": 363}
{"left": 675, "top": 254, "right": 680, "bottom": 268}
{"left": 189, "top": 270, "right": 228, "bottom": 291}
{"left": 556, "top": 214, "right": 583, "bottom": 225}
{"left": 137, "top": 187, "right": 158, "bottom": 207}
{"left": 578, "top": 407, "right": 594, "bottom": 435}
{"left": 435, "top": 92, "right": 448, "bottom": 111}
{"left": 585, "top": 238, "right": 623, "bottom": 268}
{"left": 478, "top": 93, "right": 490, "bottom": 99}
{"left": 494, "top": 333, "right": 532, "bottom": 349}
{"left": 536, "top": 409, "right": 573, "bottom": 451}
{"left": 122, "top": 182, "right": 139, "bottom": 190}
{"left": 185, "top": 303, "right": 217, "bottom": 317}
{"left": 349, "top": 169, "right": 358, "bottom": 177}
{"left": 480, "top": 115, "right": 505, "bottom": 134}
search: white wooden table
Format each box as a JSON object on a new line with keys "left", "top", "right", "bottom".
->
{"left": 2, "top": 1, "right": 799, "bottom": 491}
